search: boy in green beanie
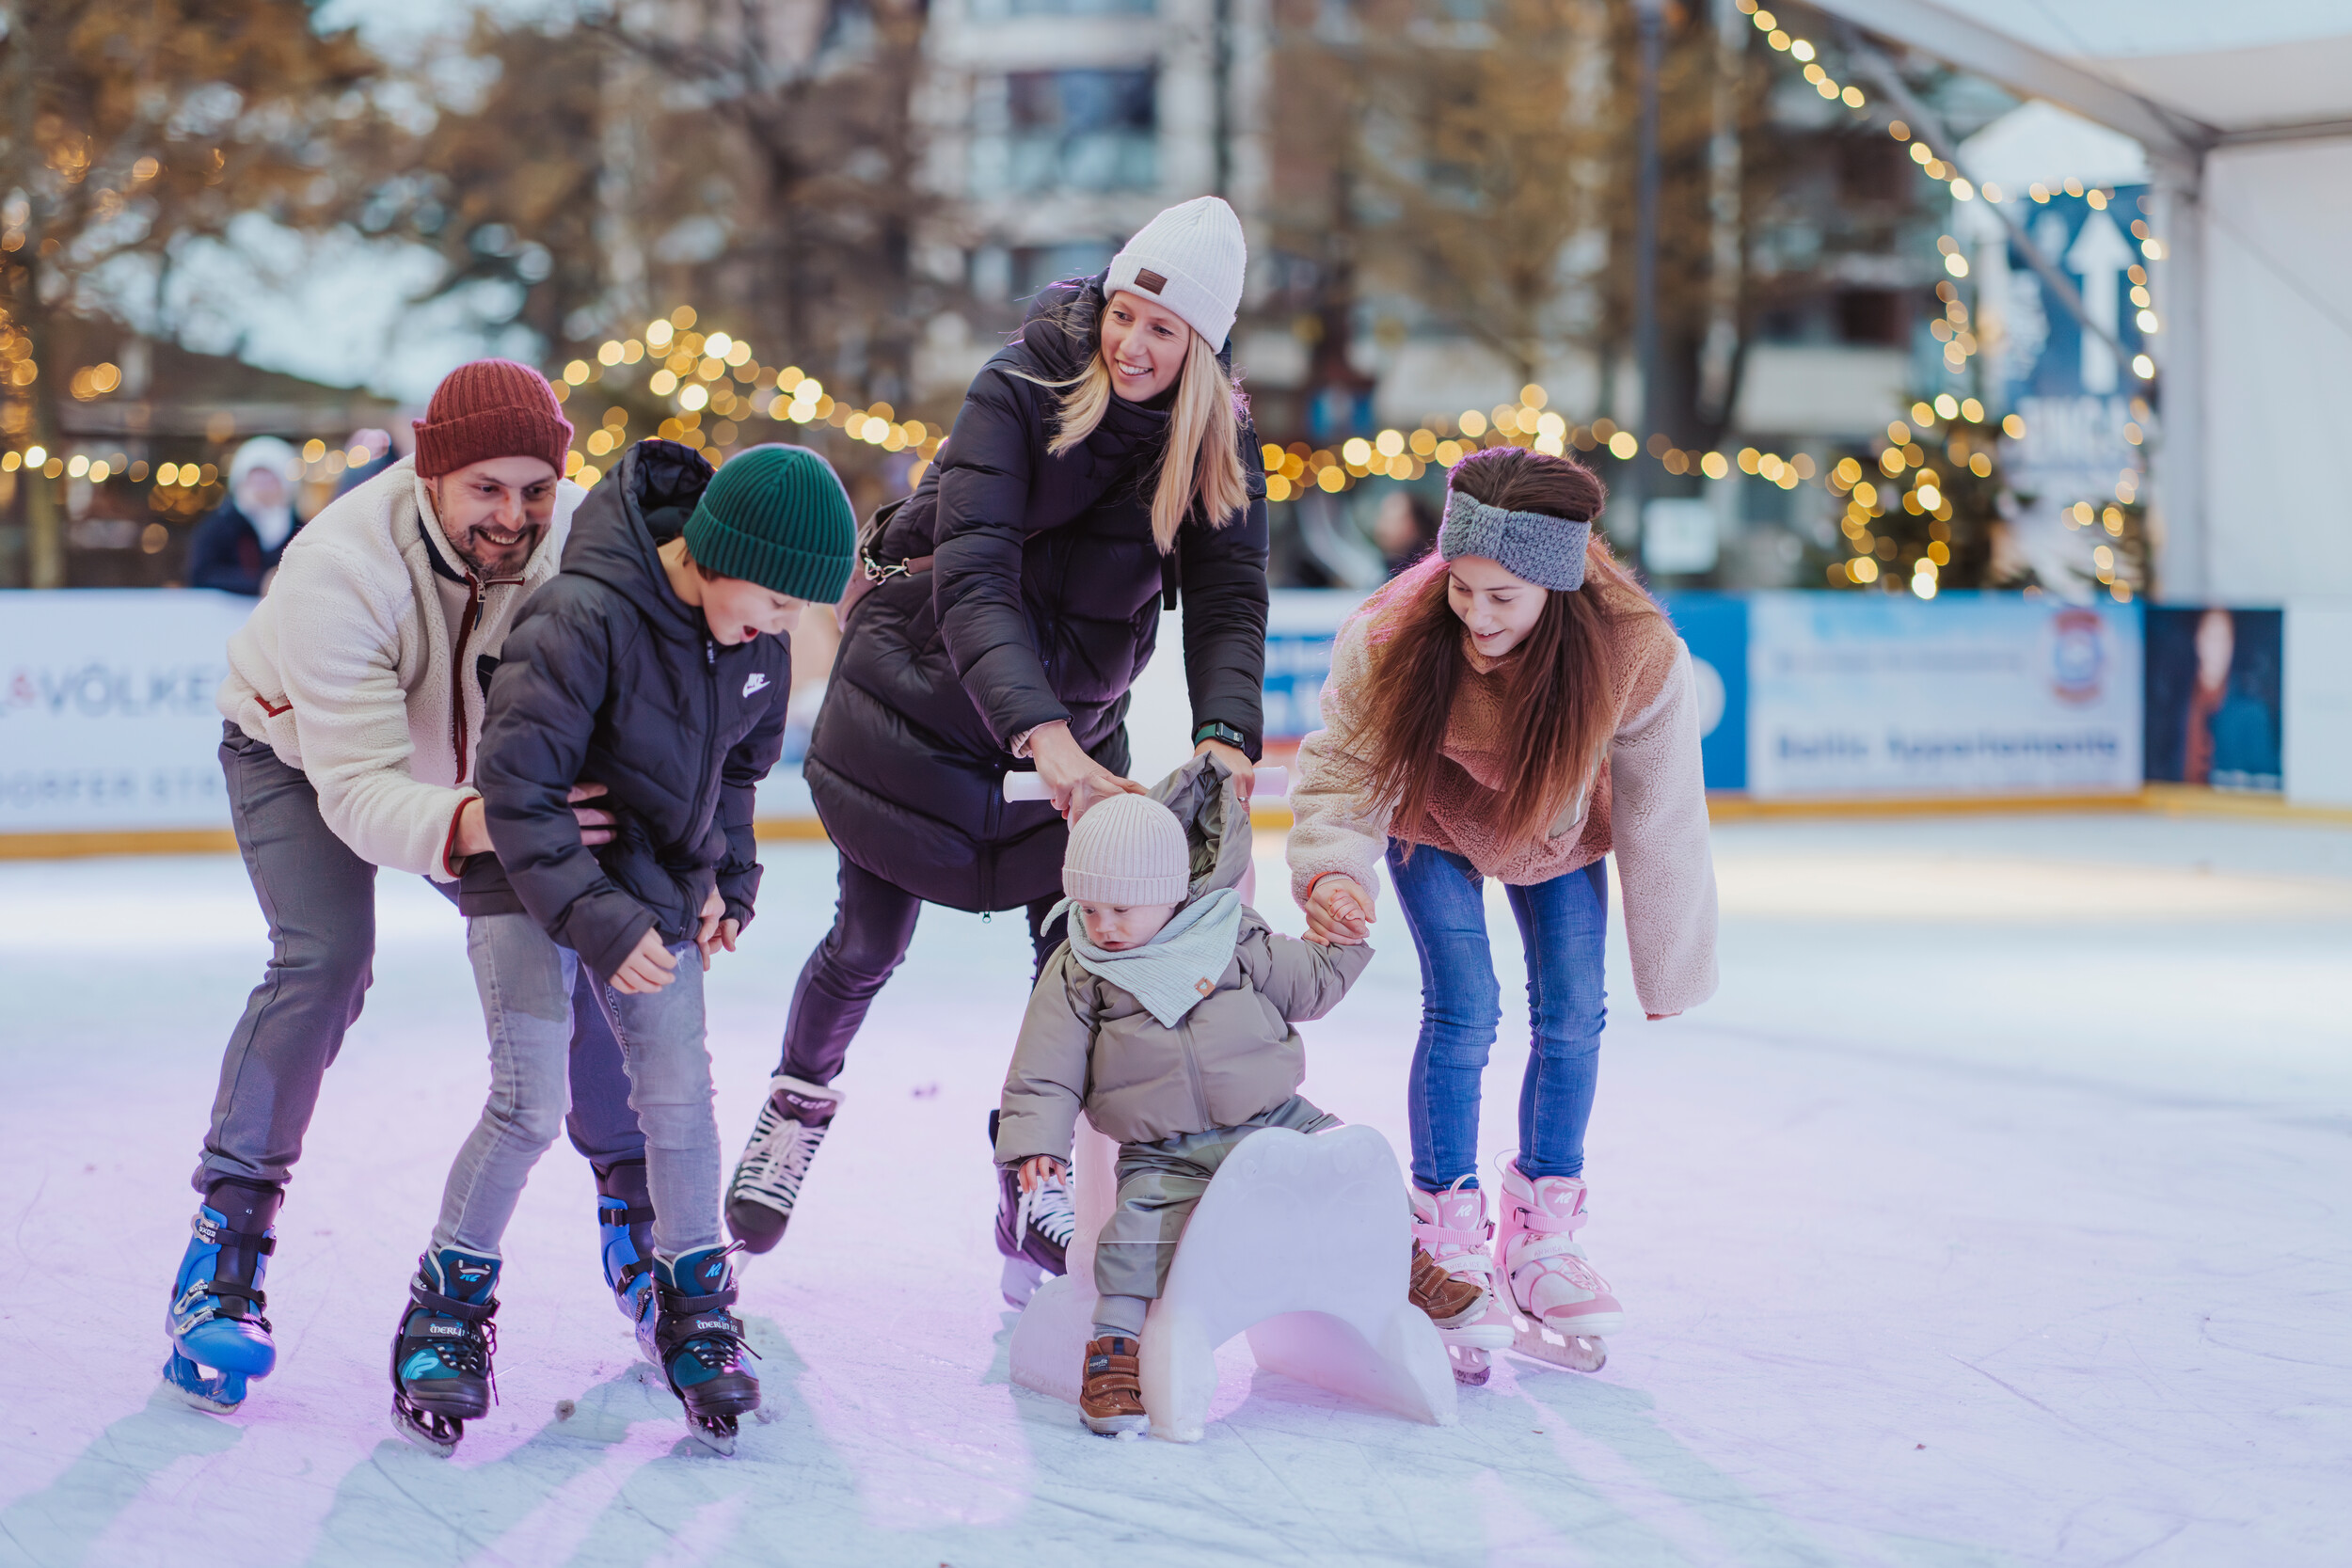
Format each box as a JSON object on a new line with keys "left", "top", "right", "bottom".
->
{"left": 386, "top": 439, "right": 856, "bottom": 1458}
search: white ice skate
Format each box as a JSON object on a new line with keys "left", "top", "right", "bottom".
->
{"left": 1494, "top": 1155, "right": 1623, "bottom": 1374}
{"left": 1410, "top": 1179, "right": 1514, "bottom": 1386}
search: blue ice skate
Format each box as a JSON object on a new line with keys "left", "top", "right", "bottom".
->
{"left": 389, "top": 1249, "right": 501, "bottom": 1457}
{"left": 596, "top": 1160, "right": 657, "bottom": 1325}
{"left": 653, "top": 1245, "right": 761, "bottom": 1454}
{"left": 162, "top": 1186, "right": 279, "bottom": 1415}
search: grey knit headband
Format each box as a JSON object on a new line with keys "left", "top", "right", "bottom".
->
{"left": 1438, "top": 488, "right": 1592, "bottom": 592}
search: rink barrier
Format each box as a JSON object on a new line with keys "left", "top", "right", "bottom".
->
{"left": 8, "top": 787, "right": 2349, "bottom": 862}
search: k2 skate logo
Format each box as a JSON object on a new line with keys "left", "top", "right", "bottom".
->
{"left": 741, "top": 673, "right": 771, "bottom": 698}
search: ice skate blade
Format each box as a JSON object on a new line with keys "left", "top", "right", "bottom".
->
{"left": 1448, "top": 1347, "right": 1493, "bottom": 1386}
{"left": 723, "top": 1198, "right": 788, "bottom": 1257}
{"left": 1083, "top": 1411, "right": 1150, "bottom": 1438}
{"left": 162, "top": 1354, "right": 245, "bottom": 1415}
{"left": 1509, "top": 1318, "right": 1608, "bottom": 1373}
{"left": 390, "top": 1398, "right": 463, "bottom": 1457}
{"left": 1000, "top": 1254, "right": 1047, "bottom": 1308}
{"left": 687, "top": 1417, "right": 739, "bottom": 1456}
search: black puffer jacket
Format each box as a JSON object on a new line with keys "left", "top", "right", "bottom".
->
{"left": 471, "top": 440, "right": 790, "bottom": 976}
{"left": 806, "top": 274, "right": 1270, "bottom": 912}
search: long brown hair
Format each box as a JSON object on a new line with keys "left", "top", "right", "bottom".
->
{"left": 1358, "top": 446, "right": 1656, "bottom": 852}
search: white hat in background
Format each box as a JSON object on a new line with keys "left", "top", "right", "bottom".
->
{"left": 228, "top": 436, "right": 301, "bottom": 490}
{"left": 1104, "top": 196, "right": 1248, "bottom": 352}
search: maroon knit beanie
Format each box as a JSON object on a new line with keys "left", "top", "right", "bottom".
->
{"left": 412, "top": 359, "right": 574, "bottom": 479}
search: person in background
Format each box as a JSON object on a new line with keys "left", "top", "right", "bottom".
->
{"left": 187, "top": 437, "right": 305, "bottom": 595}
{"left": 334, "top": 420, "right": 416, "bottom": 499}
{"left": 1372, "top": 488, "right": 1439, "bottom": 578}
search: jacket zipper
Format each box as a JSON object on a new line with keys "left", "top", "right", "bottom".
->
{"left": 449, "top": 570, "right": 525, "bottom": 783}
{"left": 1178, "top": 1016, "right": 1211, "bottom": 1127}
{"left": 451, "top": 574, "right": 487, "bottom": 781}
{"left": 691, "top": 637, "right": 720, "bottom": 907}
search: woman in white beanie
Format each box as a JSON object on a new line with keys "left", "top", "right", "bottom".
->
{"left": 725, "top": 198, "right": 1275, "bottom": 1291}
{"left": 187, "top": 436, "right": 305, "bottom": 595}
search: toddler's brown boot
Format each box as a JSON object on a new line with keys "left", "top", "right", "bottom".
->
{"left": 1079, "top": 1334, "right": 1150, "bottom": 1436}
{"left": 1409, "top": 1242, "right": 1490, "bottom": 1328}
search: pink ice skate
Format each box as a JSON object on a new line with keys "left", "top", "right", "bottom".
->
{"left": 1493, "top": 1155, "right": 1623, "bottom": 1373}
{"left": 1410, "top": 1179, "right": 1514, "bottom": 1386}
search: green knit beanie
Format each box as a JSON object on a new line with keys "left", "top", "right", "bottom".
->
{"left": 681, "top": 443, "right": 858, "bottom": 603}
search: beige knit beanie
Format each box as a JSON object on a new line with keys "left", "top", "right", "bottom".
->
{"left": 1063, "top": 794, "right": 1190, "bottom": 906}
{"left": 1105, "top": 196, "right": 1248, "bottom": 351}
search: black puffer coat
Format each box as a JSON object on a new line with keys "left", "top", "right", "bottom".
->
{"left": 471, "top": 440, "right": 789, "bottom": 977}
{"left": 806, "top": 275, "right": 1271, "bottom": 912}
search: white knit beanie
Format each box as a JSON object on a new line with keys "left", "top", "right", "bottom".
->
{"left": 1063, "top": 794, "right": 1191, "bottom": 906}
{"left": 1104, "top": 196, "right": 1248, "bottom": 351}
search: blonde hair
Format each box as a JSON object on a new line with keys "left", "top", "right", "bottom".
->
{"left": 1036, "top": 306, "right": 1250, "bottom": 553}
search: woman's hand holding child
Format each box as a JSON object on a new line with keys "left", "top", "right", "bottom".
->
{"left": 1302, "top": 875, "right": 1375, "bottom": 946}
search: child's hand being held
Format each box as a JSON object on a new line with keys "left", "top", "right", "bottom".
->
{"left": 611, "top": 927, "right": 679, "bottom": 993}
{"left": 695, "top": 888, "right": 739, "bottom": 970}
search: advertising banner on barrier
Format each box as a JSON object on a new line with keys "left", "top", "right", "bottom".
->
{"left": 1747, "top": 591, "right": 2143, "bottom": 798}
{"left": 1660, "top": 593, "right": 1748, "bottom": 792}
{"left": 2, "top": 590, "right": 256, "bottom": 832}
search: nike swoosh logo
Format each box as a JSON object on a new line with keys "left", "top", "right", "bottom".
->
{"left": 742, "top": 673, "right": 771, "bottom": 698}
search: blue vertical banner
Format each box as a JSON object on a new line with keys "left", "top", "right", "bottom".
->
{"left": 1990, "top": 185, "right": 2154, "bottom": 593}
{"left": 1659, "top": 592, "right": 1748, "bottom": 792}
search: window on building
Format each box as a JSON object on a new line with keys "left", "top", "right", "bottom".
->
{"left": 1004, "top": 70, "right": 1156, "bottom": 193}
{"left": 1012, "top": 241, "right": 1121, "bottom": 300}
{"left": 968, "top": 0, "right": 1154, "bottom": 15}
{"left": 1836, "top": 289, "right": 1912, "bottom": 347}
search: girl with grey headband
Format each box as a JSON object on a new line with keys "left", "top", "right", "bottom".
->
{"left": 1284, "top": 444, "right": 1720, "bottom": 1385}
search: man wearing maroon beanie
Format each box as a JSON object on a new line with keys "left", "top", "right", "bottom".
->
{"left": 160, "top": 358, "right": 653, "bottom": 1418}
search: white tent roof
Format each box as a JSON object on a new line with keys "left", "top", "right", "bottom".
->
{"left": 1809, "top": 0, "right": 2352, "bottom": 150}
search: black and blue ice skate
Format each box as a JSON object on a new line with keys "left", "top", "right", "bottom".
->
{"left": 652, "top": 1245, "right": 761, "bottom": 1455}
{"left": 389, "top": 1249, "right": 500, "bottom": 1456}
{"left": 596, "top": 1160, "right": 657, "bottom": 1325}
{"left": 162, "top": 1180, "right": 279, "bottom": 1415}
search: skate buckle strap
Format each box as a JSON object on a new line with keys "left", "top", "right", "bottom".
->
{"left": 599, "top": 1205, "right": 657, "bottom": 1227}
{"left": 660, "top": 1287, "right": 739, "bottom": 1316}
{"left": 410, "top": 1285, "right": 499, "bottom": 1323}
{"left": 1515, "top": 1199, "right": 1589, "bottom": 1239}
{"left": 192, "top": 1214, "right": 278, "bottom": 1253}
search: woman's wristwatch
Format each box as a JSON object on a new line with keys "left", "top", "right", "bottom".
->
{"left": 1193, "top": 721, "right": 1247, "bottom": 751}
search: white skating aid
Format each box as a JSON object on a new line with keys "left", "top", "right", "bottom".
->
{"left": 1009, "top": 1117, "right": 1456, "bottom": 1441}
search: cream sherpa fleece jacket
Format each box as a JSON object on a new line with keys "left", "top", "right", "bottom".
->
{"left": 1287, "top": 558, "right": 1720, "bottom": 1017}
{"left": 215, "top": 457, "right": 580, "bottom": 879}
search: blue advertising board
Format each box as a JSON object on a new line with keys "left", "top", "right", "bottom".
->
{"left": 1658, "top": 593, "right": 1749, "bottom": 792}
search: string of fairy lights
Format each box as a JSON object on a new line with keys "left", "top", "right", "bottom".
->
{"left": 552, "top": 307, "right": 943, "bottom": 490}
{"left": 2, "top": 3, "right": 2169, "bottom": 603}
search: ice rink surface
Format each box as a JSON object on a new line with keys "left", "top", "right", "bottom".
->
{"left": 2, "top": 811, "right": 2347, "bottom": 1568}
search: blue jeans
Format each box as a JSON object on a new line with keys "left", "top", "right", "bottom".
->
{"left": 1385, "top": 840, "right": 1608, "bottom": 1191}
{"left": 433, "top": 913, "right": 721, "bottom": 1259}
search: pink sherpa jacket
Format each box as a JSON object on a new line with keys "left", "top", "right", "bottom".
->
{"left": 1287, "top": 555, "right": 1720, "bottom": 1017}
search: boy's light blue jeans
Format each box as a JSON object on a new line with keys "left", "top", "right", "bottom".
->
{"left": 1385, "top": 839, "right": 1609, "bottom": 1192}
{"left": 432, "top": 912, "right": 723, "bottom": 1260}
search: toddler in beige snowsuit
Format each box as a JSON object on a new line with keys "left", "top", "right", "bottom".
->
{"left": 993, "top": 758, "right": 1482, "bottom": 1435}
